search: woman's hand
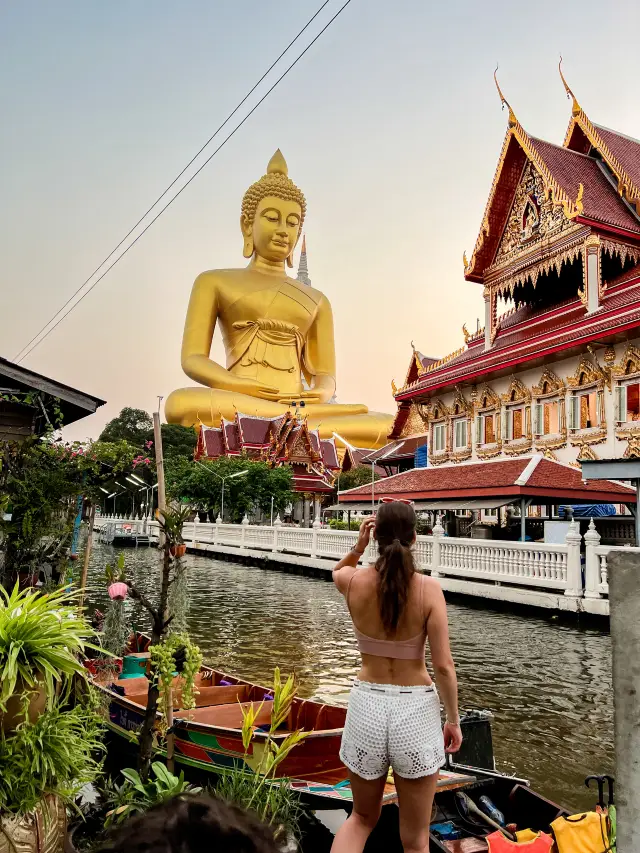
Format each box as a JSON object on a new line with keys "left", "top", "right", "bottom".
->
{"left": 355, "top": 518, "right": 375, "bottom": 553}
{"left": 443, "top": 721, "right": 463, "bottom": 754}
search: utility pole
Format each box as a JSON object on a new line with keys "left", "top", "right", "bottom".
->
{"left": 153, "top": 397, "right": 166, "bottom": 546}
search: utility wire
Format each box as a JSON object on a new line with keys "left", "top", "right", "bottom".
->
{"left": 13, "top": 0, "right": 344, "bottom": 363}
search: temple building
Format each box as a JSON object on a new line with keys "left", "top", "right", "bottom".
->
{"left": 386, "top": 72, "right": 640, "bottom": 470}
{"left": 195, "top": 410, "right": 339, "bottom": 495}
{"left": 296, "top": 235, "right": 312, "bottom": 286}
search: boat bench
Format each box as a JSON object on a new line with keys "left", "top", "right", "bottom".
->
{"left": 174, "top": 700, "right": 275, "bottom": 729}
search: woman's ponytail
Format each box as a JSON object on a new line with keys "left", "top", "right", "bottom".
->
{"left": 374, "top": 504, "right": 417, "bottom": 635}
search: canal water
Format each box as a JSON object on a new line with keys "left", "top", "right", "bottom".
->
{"left": 86, "top": 542, "right": 612, "bottom": 811}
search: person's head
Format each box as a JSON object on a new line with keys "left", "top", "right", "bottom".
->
{"left": 373, "top": 501, "right": 417, "bottom": 634}
{"left": 241, "top": 149, "right": 305, "bottom": 267}
{"left": 99, "top": 794, "right": 280, "bottom": 853}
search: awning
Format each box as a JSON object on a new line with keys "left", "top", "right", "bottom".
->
{"left": 411, "top": 498, "right": 512, "bottom": 511}
{"left": 327, "top": 497, "right": 511, "bottom": 512}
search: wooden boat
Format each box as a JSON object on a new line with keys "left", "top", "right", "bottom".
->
{"left": 88, "top": 635, "right": 477, "bottom": 807}
{"left": 89, "top": 635, "right": 571, "bottom": 847}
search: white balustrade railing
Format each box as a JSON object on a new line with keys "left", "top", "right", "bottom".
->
{"left": 96, "top": 514, "right": 640, "bottom": 602}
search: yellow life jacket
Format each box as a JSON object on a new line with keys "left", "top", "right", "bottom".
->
{"left": 551, "top": 811, "right": 610, "bottom": 853}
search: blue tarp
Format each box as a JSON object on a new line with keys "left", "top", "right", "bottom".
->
{"left": 414, "top": 444, "right": 428, "bottom": 469}
{"left": 559, "top": 504, "right": 617, "bottom": 518}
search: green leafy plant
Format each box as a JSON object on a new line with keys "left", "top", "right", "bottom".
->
{"left": 150, "top": 634, "right": 202, "bottom": 733}
{"left": 105, "top": 762, "right": 201, "bottom": 826}
{"left": 0, "top": 584, "right": 99, "bottom": 712}
{"left": 214, "top": 668, "right": 307, "bottom": 839}
{"left": 105, "top": 553, "right": 126, "bottom": 585}
{"left": 0, "top": 689, "right": 104, "bottom": 814}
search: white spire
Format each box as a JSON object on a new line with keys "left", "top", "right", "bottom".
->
{"left": 296, "top": 235, "right": 311, "bottom": 286}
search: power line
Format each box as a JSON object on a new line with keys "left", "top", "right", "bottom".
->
{"left": 13, "top": 0, "right": 345, "bottom": 363}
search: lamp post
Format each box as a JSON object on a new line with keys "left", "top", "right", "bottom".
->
{"left": 271, "top": 495, "right": 275, "bottom": 526}
{"left": 194, "top": 461, "right": 248, "bottom": 522}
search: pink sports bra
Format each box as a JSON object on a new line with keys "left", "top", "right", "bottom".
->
{"left": 346, "top": 573, "right": 427, "bottom": 660}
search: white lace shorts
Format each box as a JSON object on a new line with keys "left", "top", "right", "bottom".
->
{"left": 339, "top": 680, "right": 445, "bottom": 781}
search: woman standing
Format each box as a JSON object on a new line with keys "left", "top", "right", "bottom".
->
{"left": 331, "top": 502, "right": 462, "bottom": 853}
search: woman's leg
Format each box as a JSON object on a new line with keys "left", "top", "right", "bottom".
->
{"left": 329, "top": 771, "right": 386, "bottom": 853}
{"left": 393, "top": 772, "right": 438, "bottom": 853}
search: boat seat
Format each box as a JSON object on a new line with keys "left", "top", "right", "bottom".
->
{"left": 122, "top": 684, "right": 252, "bottom": 710}
{"left": 174, "top": 700, "right": 275, "bottom": 729}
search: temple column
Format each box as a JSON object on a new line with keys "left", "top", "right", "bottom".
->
{"left": 584, "top": 235, "right": 601, "bottom": 314}
{"left": 484, "top": 286, "right": 492, "bottom": 351}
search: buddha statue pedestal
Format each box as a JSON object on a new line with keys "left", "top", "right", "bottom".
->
{"left": 165, "top": 150, "right": 393, "bottom": 450}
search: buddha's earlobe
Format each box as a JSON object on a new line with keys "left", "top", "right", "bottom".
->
{"left": 240, "top": 214, "right": 253, "bottom": 258}
{"left": 243, "top": 237, "right": 254, "bottom": 259}
{"left": 286, "top": 253, "right": 294, "bottom": 268}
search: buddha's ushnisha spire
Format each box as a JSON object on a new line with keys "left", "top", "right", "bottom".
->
{"left": 296, "top": 234, "right": 311, "bottom": 286}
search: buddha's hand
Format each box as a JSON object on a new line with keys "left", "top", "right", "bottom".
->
{"left": 287, "top": 375, "right": 335, "bottom": 405}
{"left": 225, "top": 376, "right": 281, "bottom": 401}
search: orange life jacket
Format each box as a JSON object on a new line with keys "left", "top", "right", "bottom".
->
{"left": 486, "top": 830, "right": 554, "bottom": 852}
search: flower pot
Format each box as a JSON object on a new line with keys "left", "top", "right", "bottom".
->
{"left": 0, "top": 794, "right": 66, "bottom": 853}
{"left": 0, "top": 678, "right": 47, "bottom": 733}
{"left": 170, "top": 544, "right": 187, "bottom": 558}
{"left": 108, "top": 582, "right": 128, "bottom": 601}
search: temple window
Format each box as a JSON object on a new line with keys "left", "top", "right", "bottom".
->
{"left": 534, "top": 400, "right": 560, "bottom": 436}
{"left": 616, "top": 381, "right": 640, "bottom": 424}
{"left": 478, "top": 412, "right": 496, "bottom": 445}
{"left": 432, "top": 421, "right": 446, "bottom": 453}
{"left": 505, "top": 405, "right": 525, "bottom": 441}
{"left": 453, "top": 418, "right": 468, "bottom": 450}
{"left": 568, "top": 389, "right": 600, "bottom": 430}
{"left": 531, "top": 371, "right": 565, "bottom": 440}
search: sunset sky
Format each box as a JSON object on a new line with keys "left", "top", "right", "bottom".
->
{"left": 2, "top": 1, "right": 639, "bottom": 441}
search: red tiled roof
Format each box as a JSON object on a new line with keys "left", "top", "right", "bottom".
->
{"left": 398, "top": 275, "right": 640, "bottom": 396}
{"left": 320, "top": 438, "right": 340, "bottom": 470}
{"left": 222, "top": 419, "right": 240, "bottom": 454}
{"left": 202, "top": 427, "right": 224, "bottom": 458}
{"left": 237, "top": 413, "right": 274, "bottom": 446}
{"left": 594, "top": 125, "right": 640, "bottom": 192}
{"left": 530, "top": 139, "right": 640, "bottom": 234}
{"left": 339, "top": 457, "right": 635, "bottom": 503}
{"left": 364, "top": 435, "right": 428, "bottom": 464}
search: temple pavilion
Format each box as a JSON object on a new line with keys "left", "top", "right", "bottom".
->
{"left": 381, "top": 71, "right": 640, "bottom": 471}
{"left": 196, "top": 410, "right": 339, "bottom": 496}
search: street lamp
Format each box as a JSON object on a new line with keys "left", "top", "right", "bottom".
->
{"left": 193, "top": 461, "right": 248, "bottom": 522}
{"left": 129, "top": 473, "right": 146, "bottom": 486}
{"left": 271, "top": 495, "right": 275, "bottom": 526}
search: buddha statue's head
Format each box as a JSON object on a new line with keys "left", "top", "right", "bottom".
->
{"left": 241, "top": 149, "right": 306, "bottom": 268}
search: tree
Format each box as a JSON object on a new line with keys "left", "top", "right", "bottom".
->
{"left": 166, "top": 456, "right": 295, "bottom": 522}
{"left": 154, "top": 424, "right": 197, "bottom": 462}
{"left": 337, "top": 465, "right": 381, "bottom": 493}
{"left": 99, "top": 407, "right": 153, "bottom": 448}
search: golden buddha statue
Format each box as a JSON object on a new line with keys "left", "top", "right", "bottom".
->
{"left": 165, "top": 150, "right": 393, "bottom": 448}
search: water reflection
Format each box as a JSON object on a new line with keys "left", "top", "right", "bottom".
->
{"left": 86, "top": 543, "right": 612, "bottom": 810}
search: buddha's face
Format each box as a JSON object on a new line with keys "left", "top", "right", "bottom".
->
{"left": 242, "top": 196, "right": 302, "bottom": 263}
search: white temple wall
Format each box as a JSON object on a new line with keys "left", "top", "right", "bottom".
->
{"left": 422, "top": 336, "right": 640, "bottom": 467}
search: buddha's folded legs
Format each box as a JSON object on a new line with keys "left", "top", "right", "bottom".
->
{"left": 165, "top": 387, "right": 393, "bottom": 449}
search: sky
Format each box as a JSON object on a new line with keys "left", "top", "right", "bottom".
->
{"left": 2, "top": 0, "right": 639, "bottom": 442}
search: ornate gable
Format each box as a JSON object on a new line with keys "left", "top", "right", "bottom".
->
{"left": 451, "top": 387, "right": 472, "bottom": 417}
{"left": 566, "top": 356, "right": 606, "bottom": 388}
{"left": 476, "top": 385, "right": 500, "bottom": 410}
{"left": 502, "top": 377, "right": 531, "bottom": 404}
{"left": 492, "top": 162, "right": 575, "bottom": 270}
{"left": 532, "top": 368, "right": 565, "bottom": 397}
{"left": 612, "top": 344, "right": 640, "bottom": 378}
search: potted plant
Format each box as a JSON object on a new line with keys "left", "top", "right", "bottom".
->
{"left": 0, "top": 587, "right": 104, "bottom": 853}
{"left": 105, "top": 555, "right": 128, "bottom": 601}
{"left": 0, "top": 584, "right": 99, "bottom": 732}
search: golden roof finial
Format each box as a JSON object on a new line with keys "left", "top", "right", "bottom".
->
{"left": 494, "top": 64, "right": 516, "bottom": 128}
{"left": 391, "top": 379, "right": 398, "bottom": 395}
{"left": 463, "top": 250, "right": 469, "bottom": 271}
{"left": 559, "top": 56, "right": 581, "bottom": 117}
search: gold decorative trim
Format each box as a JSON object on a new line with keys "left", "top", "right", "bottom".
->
{"left": 475, "top": 385, "right": 501, "bottom": 411}
{"left": 503, "top": 438, "right": 533, "bottom": 456}
{"left": 534, "top": 434, "right": 567, "bottom": 452}
{"left": 477, "top": 444, "right": 503, "bottom": 460}
{"left": 451, "top": 386, "right": 472, "bottom": 417}
{"left": 466, "top": 106, "right": 585, "bottom": 279}
{"left": 501, "top": 377, "right": 531, "bottom": 404}
{"left": 532, "top": 368, "right": 565, "bottom": 397}
{"left": 541, "top": 448, "right": 559, "bottom": 461}
{"left": 428, "top": 451, "right": 450, "bottom": 466}
{"left": 491, "top": 240, "right": 584, "bottom": 302}
{"left": 450, "top": 448, "right": 472, "bottom": 464}
{"left": 561, "top": 70, "right": 640, "bottom": 214}
{"left": 623, "top": 435, "right": 640, "bottom": 459}
{"left": 569, "top": 428, "right": 607, "bottom": 448}
{"left": 566, "top": 355, "right": 606, "bottom": 389}
{"left": 612, "top": 344, "right": 640, "bottom": 378}
{"left": 576, "top": 442, "right": 599, "bottom": 461}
